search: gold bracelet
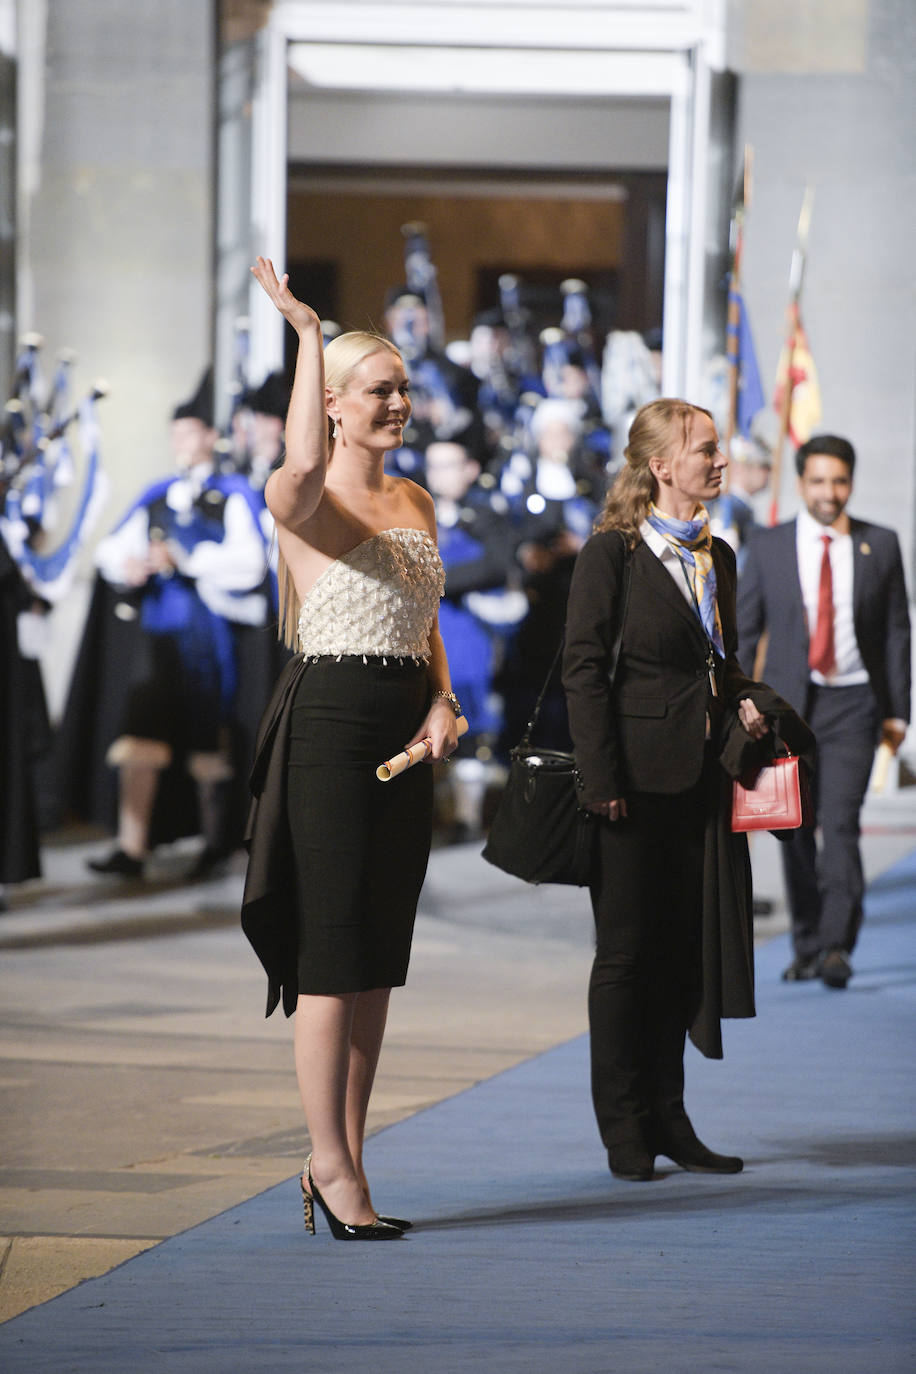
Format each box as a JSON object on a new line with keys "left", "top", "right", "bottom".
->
{"left": 431, "top": 689, "right": 462, "bottom": 717}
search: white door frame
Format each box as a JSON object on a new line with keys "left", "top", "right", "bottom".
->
{"left": 246, "top": 2, "right": 729, "bottom": 400}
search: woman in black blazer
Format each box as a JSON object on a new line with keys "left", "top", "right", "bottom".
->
{"left": 563, "top": 398, "right": 777, "bottom": 1183}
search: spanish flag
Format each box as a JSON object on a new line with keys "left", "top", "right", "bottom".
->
{"left": 773, "top": 301, "right": 821, "bottom": 445}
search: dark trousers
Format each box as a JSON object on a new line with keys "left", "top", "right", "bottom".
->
{"left": 588, "top": 778, "right": 706, "bottom": 1149}
{"left": 782, "top": 682, "right": 878, "bottom": 960}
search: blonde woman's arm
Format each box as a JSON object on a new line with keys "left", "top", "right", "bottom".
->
{"left": 250, "top": 257, "right": 328, "bottom": 530}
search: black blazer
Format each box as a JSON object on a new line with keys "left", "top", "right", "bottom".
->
{"left": 562, "top": 530, "right": 762, "bottom": 804}
{"left": 737, "top": 517, "right": 911, "bottom": 724}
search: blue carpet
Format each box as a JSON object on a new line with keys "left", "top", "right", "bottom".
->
{"left": 2, "top": 853, "right": 915, "bottom": 1373}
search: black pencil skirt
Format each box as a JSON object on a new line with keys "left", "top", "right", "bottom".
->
{"left": 287, "top": 655, "right": 433, "bottom": 995}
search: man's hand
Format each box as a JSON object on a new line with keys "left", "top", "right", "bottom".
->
{"left": 881, "top": 718, "right": 908, "bottom": 754}
{"left": 122, "top": 556, "right": 150, "bottom": 587}
{"left": 146, "top": 541, "right": 178, "bottom": 577}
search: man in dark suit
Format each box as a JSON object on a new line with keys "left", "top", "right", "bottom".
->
{"left": 738, "top": 434, "right": 911, "bottom": 988}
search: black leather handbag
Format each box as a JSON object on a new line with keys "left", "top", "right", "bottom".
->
{"left": 482, "top": 741, "right": 594, "bottom": 885}
{"left": 482, "top": 538, "right": 631, "bottom": 886}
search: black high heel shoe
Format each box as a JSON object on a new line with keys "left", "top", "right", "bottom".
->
{"left": 301, "top": 1157, "right": 402, "bottom": 1241}
{"left": 376, "top": 1213, "right": 413, "bottom": 1232}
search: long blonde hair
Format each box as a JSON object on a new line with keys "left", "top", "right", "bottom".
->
{"left": 595, "top": 397, "right": 713, "bottom": 546}
{"left": 276, "top": 331, "right": 404, "bottom": 648}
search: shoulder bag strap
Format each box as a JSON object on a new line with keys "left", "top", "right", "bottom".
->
{"left": 520, "top": 531, "right": 632, "bottom": 747}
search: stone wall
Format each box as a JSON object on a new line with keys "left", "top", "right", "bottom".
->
{"left": 733, "top": 0, "right": 915, "bottom": 567}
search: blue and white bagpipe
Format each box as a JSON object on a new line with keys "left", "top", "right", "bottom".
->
{"left": 540, "top": 281, "right": 603, "bottom": 409}
{"left": 394, "top": 223, "right": 476, "bottom": 434}
{"left": 497, "top": 274, "right": 540, "bottom": 391}
{"left": 128, "top": 472, "right": 266, "bottom": 712}
{"left": 401, "top": 221, "right": 446, "bottom": 354}
{"left": 1, "top": 338, "right": 109, "bottom": 603}
{"left": 559, "top": 278, "right": 603, "bottom": 401}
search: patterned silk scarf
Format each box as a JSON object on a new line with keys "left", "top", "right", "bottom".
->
{"left": 647, "top": 503, "right": 725, "bottom": 656}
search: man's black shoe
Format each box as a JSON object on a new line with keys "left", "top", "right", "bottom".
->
{"left": 781, "top": 956, "right": 820, "bottom": 982}
{"left": 87, "top": 848, "right": 144, "bottom": 879}
{"left": 821, "top": 949, "right": 852, "bottom": 989}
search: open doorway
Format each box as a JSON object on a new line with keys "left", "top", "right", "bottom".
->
{"left": 285, "top": 166, "right": 666, "bottom": 374}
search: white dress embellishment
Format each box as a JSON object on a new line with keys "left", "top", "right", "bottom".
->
{"left": 297, "top": 528, "right": 445, "bottom": 661}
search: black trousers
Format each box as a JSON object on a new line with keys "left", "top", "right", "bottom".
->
{"left": 587, "top": 776, "right": 707, "bottom": 1150}
{"left": 782, "top": 682, "right": 878, "bottom": 960}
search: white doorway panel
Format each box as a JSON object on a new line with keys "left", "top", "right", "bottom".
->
{"left": 246, "top": 1, "right": 731, "bottom": 399}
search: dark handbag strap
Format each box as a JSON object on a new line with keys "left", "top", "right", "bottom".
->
{"left": 768, "top": 731, "right": 797, "bottom": 761}
{"left": 520, "top": 531, "right": 632, "bottom": 748}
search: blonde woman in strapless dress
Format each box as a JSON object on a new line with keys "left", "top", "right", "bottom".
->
{"left": 244, "top": 258, "right": 460, "bottom": 1241}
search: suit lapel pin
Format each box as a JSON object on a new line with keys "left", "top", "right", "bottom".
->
{"left": 860, "top": 542, "right": 871, "bottom": 555}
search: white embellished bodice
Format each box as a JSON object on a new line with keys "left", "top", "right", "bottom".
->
{"left": 297, "top": 527, "right": 445, "bottom": 661}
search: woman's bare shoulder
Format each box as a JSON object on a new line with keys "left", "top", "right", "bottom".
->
{"left": 391, "top": 475, "right": 436, "bottom": 531}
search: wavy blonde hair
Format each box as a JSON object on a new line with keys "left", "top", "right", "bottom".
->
{"left": 276, "top": 331, "right": 404, "bottom": 648}
{"left": 595, "top": 397, "right": 714, "bottom": 546}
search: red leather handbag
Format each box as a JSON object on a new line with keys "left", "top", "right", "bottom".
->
{"left": 731, "top": 750, "right": 814, "bottom": 833}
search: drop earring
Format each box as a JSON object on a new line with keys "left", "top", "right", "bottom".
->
{"left": 331, "top": 418, "right": 339, "bottom": 439}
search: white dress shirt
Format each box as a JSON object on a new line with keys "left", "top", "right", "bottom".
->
{"left": 640, "top": 519, "right": 696, "bottom": 606}
{"left": 795, "top": 507, "right": 869, "bottom": 687}
{"left": 640, "top": 519, "right": 715, "bottom": 729}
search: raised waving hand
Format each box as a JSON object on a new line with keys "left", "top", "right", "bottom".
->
{"left": 251, "top": 256, "right": 322, "bottom": 338}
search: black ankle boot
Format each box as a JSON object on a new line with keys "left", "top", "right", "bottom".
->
{"left": 606, "top": 1139, "right": 655, "bottom": 1182}
{"left": 653, "top": 1118, "right": 743, "bottom": 1174}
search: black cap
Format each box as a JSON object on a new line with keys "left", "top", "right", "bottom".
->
{"left": 245, "top": 371, "right": 289, "bottom": 420}
{"left": 444, "top": 416, "right": 491, "bottom": 467}
{"left": 172, "top": 368, "right": 214, "bottom": 425}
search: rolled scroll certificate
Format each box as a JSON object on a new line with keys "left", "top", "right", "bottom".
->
{"left": 376, "top": 716, "right": 469, "bottom": 781}
{"left": 870, "top": 740, "right": 894, "bottom": 794}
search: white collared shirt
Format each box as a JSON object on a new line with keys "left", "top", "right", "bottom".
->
{"left": 796, "top": 507, "right": 869, "bottom": 686}
{"left": 639, "top": 518, "right": 714, "bottom": 732}
{"left": 640, "top": 519, "right": 695, "bottom": 606}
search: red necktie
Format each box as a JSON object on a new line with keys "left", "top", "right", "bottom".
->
{"left": 808, "top": 533, "right": 836, "bottom": 675}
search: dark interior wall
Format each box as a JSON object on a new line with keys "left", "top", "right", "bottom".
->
{"left": 286, "top": 170, "right": 665, "bottom": 345}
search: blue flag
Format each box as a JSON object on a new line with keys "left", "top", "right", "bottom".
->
{"left": 728, "top": 287, "right": 765, "bottom": 436}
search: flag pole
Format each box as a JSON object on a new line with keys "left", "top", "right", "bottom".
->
{"left": 723, "top": 145, "right": 753, "bottom": 483}
{"left": 769, "top": 185, "right": 814, "bottom": 525}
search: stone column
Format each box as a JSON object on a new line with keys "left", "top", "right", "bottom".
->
{"left": 17, "top": 0, "right": 217, "bottom": 712}
{"left": 19, "top": 0, "right": 217, "bottom": 519}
